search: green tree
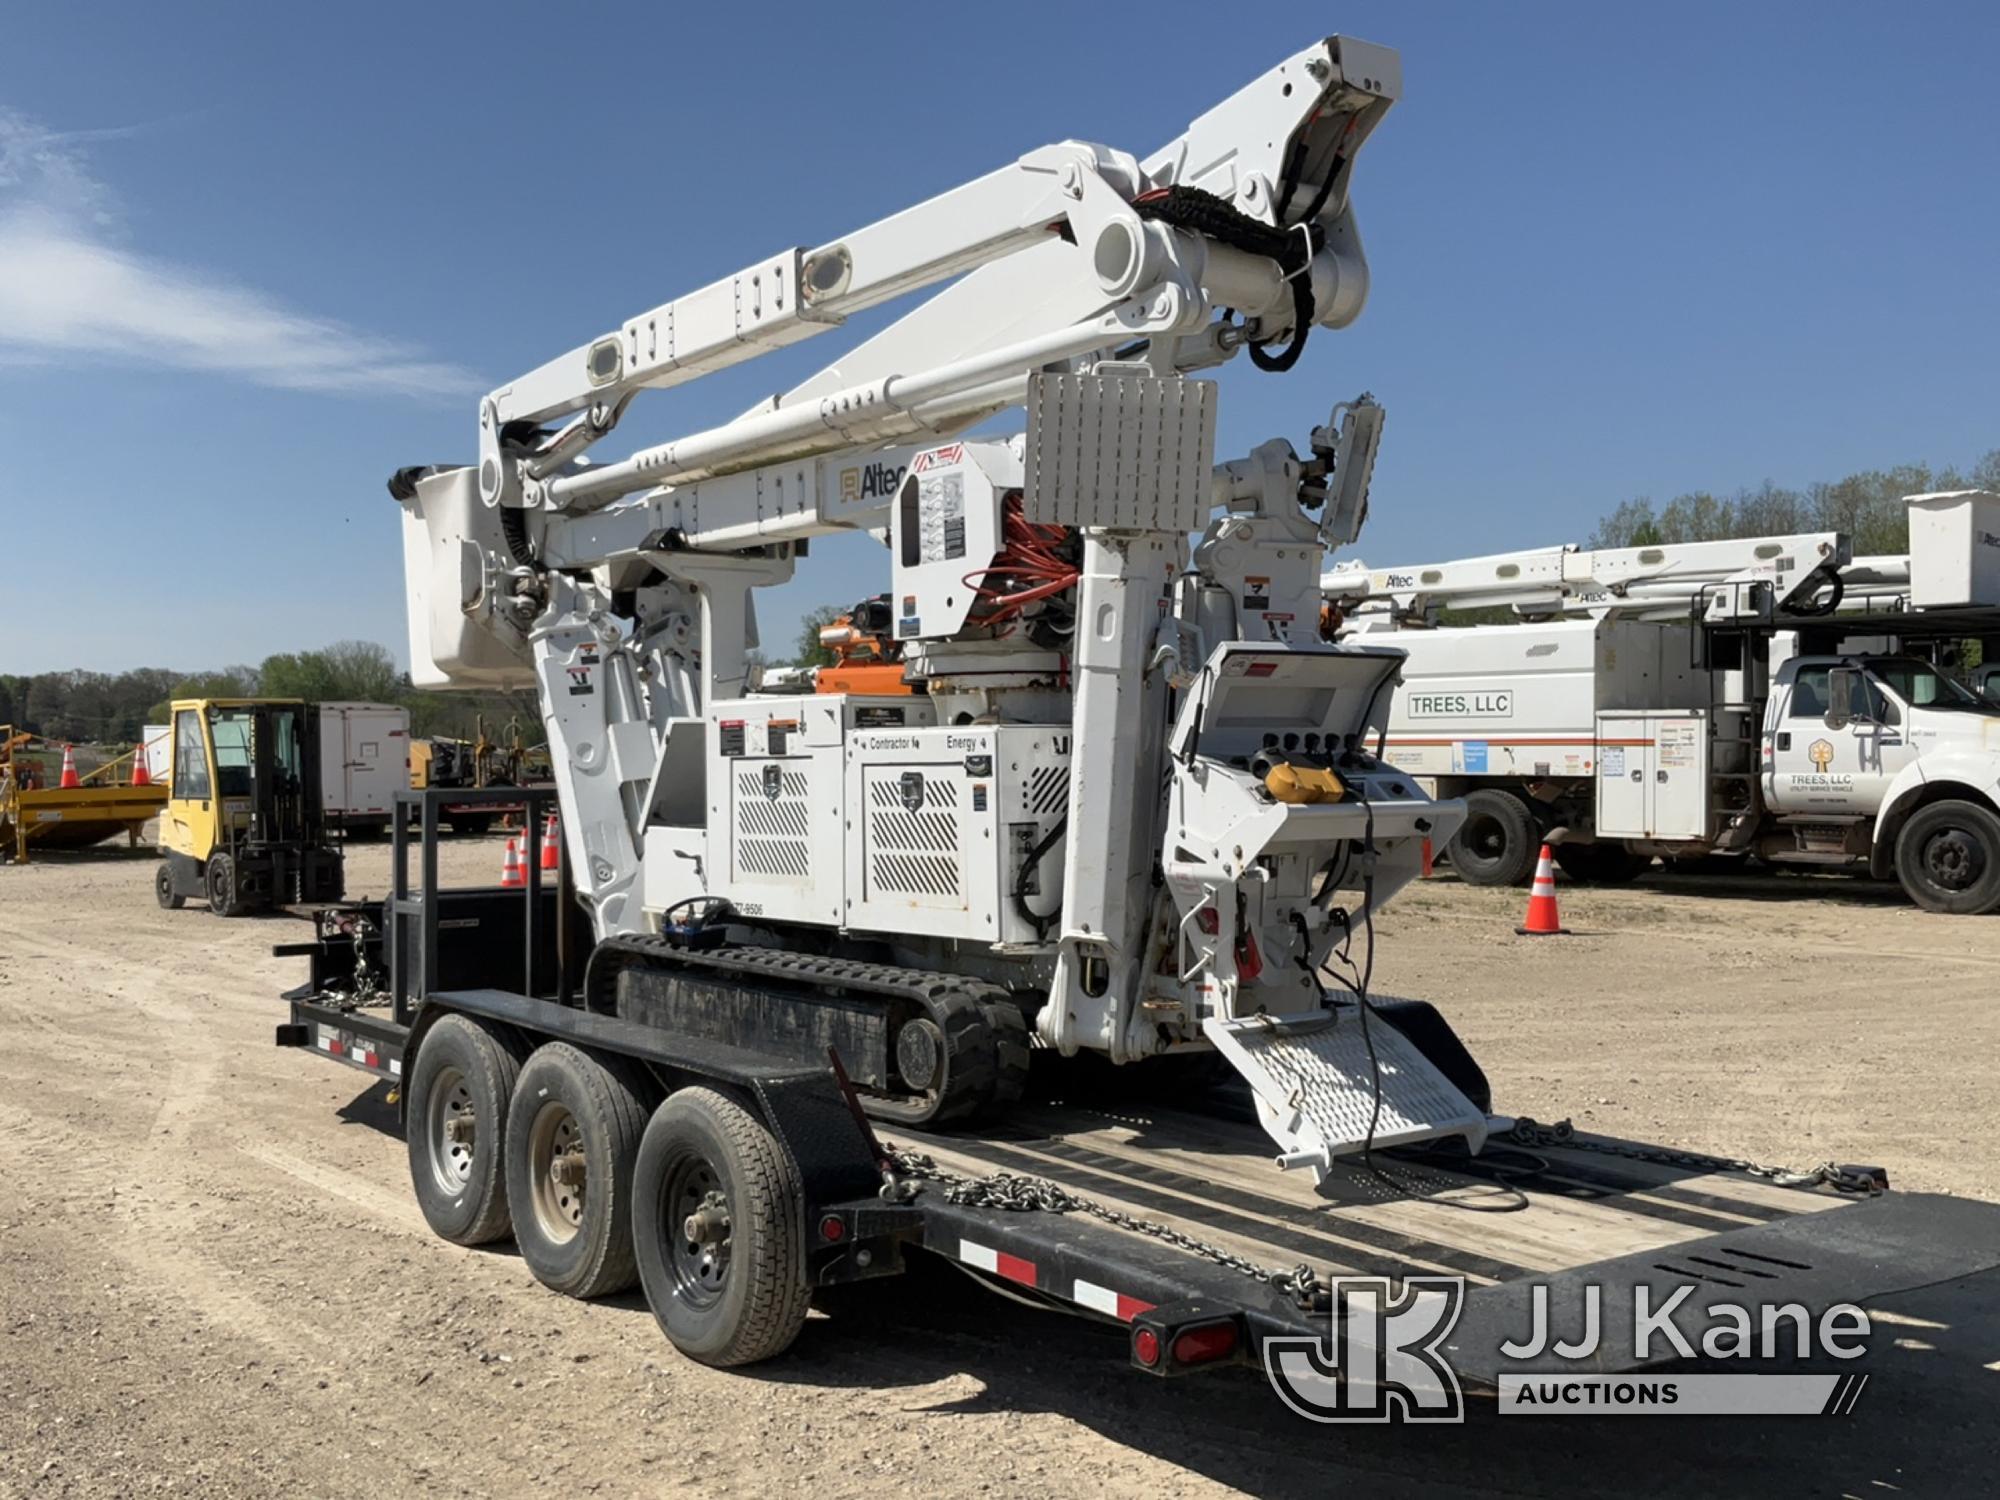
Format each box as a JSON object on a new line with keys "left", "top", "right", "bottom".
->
{"left": 792, "top": 603, "right": 848, "bottom": 668}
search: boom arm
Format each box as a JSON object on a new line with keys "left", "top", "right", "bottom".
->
{"left": 475, "top": 36, "right": 1400, "bottom": 518}
{"left": 1328, "top": 533, "right": 1852, "bottom": 625}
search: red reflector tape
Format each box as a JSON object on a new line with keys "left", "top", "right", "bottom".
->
{"left": 1244, "top": 661, "right": 1279, "bottom": 677}
{"left": 1074, "top": 1279, "right": 1156, "bottom": 1322}
{"left": 959, "top": 1239, "right": 1037, "bottom": 1288}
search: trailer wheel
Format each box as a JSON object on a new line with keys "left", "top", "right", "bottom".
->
{"left": 154, "top": 864, "right": 185, "bottom": 910}
{"left": 631, "top": 1087, "right": 810, "bottom": 1367}
{"left": 206, "top": 854, "right": 247, "bottom": 917}
{"left": 1554, "top": 842, "right": 1650, "bottom": 884}
{"left": 406, "top": 1014, "right": 525, "bottom": 1245}
{"left": 1447, "top": 790, "right": 1541, "bottom": 886}
{"left": 448, "top": 815, "right": 493, "bottom": 838}
{"left": 504, "top": 1044, "right": 648, "bottom": 1299}
{"left": 1894, "top": 800, "right": 2000, "bottom": 915}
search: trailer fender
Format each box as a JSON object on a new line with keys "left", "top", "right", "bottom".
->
{"left": 1870, "top": 764, "right": 2000, "bottom": 879}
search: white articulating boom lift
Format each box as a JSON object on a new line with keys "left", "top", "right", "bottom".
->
{"left": 391, "top": 34, "right": 1488, "bottom": 1174}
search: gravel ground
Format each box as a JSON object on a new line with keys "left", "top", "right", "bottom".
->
{"left": 2, "top": 839, "right": 1996, "bottom": 1498}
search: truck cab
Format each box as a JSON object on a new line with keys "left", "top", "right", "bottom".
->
{"left": 1763, "top": 655, "right": 2000, "bottom": 912}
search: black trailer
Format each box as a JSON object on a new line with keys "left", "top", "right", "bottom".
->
{"left": 276, "top": 790, "right": 2000, "bottom": 1390}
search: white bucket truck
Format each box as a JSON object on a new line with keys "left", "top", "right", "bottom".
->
{"left": 1327, "top": 492, "right": 2000, "bottom": 912}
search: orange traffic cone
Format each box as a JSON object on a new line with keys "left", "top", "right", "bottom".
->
{"left": 1515, "top": 844, "right": 1569, "bottom": 936}
{"left": 130, "top": 744, "right": 150, "bottom": 786}
{"left": 539, "top": 813, "right": 560, "bottom": 871}
{"left": 500, "top": 837, "right": 526, "bottom": 889}
{"left": 59, "top": 744, "right": 80, "bottom": 788}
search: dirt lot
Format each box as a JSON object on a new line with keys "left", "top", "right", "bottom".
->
{"left": 3, "top": 840, "right": 1997, "bottom": 1498}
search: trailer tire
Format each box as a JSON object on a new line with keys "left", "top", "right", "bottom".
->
{"left": 1553, "top": 842, "right": 1650, "bottom": 884}
{"left": 448, "top": 815, "right": 493, "bottom": 838}
{"left": 631, "top": 1087, "right": 810, "bottom": 1367}
{"left": 1447, "top": 790, "right": 1541, "bottom": 887}
{"left": 155, "top": 863, "right": 185, "bottom": 910}
{"left": 1894, "top": 800, "right": 2000, "bottom": 915}
{"left": 407, "top": 1014, "right": 525, "bottom": 1246}
{"left": 504, "top": 1044, "right": 647, "bottom": 1299}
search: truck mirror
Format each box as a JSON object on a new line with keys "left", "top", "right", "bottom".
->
{"left": 1825, "top": 667, "right": 1859, "bottom": 729}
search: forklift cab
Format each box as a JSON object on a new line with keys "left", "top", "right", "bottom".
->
{"left": 157, "top": 698, "right": 344, "bottom": 916}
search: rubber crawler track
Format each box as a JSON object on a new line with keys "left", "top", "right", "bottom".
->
{"left": 587, "top": 937, "right": 1031, "bottom": 1126}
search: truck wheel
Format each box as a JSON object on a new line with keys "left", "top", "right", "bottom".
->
{"left": 155, "top": 863, "right": 185, "bottom": 910}
{"left": 1554, "top": 842, "right": 1650, "bottom": 884}
{"left": 631, "top": 1087, "right": 810, "bottom": 1367}
{"left": 449, "top": 815, "right": 493, "bottom": 838}
{"left": 407, "top": 1014, "right": 525, "bottom": 1245}
{"left": 1448, "top": 790, "right": 1541, "bottom": 886}
{"left": 206, "top": 854, "right": 246, "bottom": 917}
{"left": 504, "top": 1044, "right": 648, "bottom": 1299}
{"left": 1894, "top": 800, "right": 2000, "bottom": 915}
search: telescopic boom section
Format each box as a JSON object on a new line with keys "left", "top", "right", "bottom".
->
{"left": 476, "top": 35, "right": 1401, "bottom": 516}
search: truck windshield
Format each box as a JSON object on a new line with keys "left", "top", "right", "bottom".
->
{"left": 1863, "top": 658, "right": 2000, "bottom": 715}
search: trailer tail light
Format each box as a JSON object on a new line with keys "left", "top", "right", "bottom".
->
{"left": 1171, "top": 1320, "right": 1238, "bottom": 1366}
{"left": 1131, "top": 1306, "right": 1243, "bottom": 1375}
{"left": 819, "top": 1214, "right": 846, "bottom": 1243}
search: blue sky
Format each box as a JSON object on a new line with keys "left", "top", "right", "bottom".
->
{"left": 5, "top": 3, "right": 1996, "bottom": 675}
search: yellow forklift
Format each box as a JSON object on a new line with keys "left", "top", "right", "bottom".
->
{"left": 156, "top": 698, "right": 344, "bottom": 915}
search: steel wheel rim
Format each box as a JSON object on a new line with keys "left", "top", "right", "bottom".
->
{"left": 1464, "top": 814, "right": 1505, "bottom": 861}
{"left": 528, "top": 1101, "right": 586, "bottom": 1244}
{"left": 1924, "top": 827, "right": 1983, "bottom": 892}
{"left": 427, "top": 1066, "right": 475, "bottom": 1194}
{"left": 664, "top": 1156, "right": 730, "bottom": 1309}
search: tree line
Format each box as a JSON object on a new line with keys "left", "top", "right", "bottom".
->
{"left": 11, "top": 447, "right": 1997, "bottom": 739}
{"left": 1588, "top": 451, "right": 2000, "bottom": 553}
{"left": 1, "top": 641, "right": 540, "bottom": 748}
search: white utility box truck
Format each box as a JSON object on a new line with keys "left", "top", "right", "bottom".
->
{"left": 1328, "top": 496, "right": 2000, "bottom": 912}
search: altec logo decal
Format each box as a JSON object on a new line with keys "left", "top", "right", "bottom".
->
{"left": 839, "top": 459, "right": 907, "bottom": 504}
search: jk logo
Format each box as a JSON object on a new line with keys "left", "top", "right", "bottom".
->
{"left": 1264, "top": 1277, "right": 1466, "bottom": 1423}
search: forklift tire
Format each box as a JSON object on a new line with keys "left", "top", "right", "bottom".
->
{"left": 407, "top": 1014, "right": 526, "bottom": 1245}
{"left": 504, "top": 1044, "right": 648, "bottom": 1300}
{"left": 206, "top": 854, "right": 248, "bottom": 917}
{"left": 631, "top": 1087, "right": 811, "bottom": 1367}
{"left": 1447, "top": 790, "right": 1541, "bottom": 887}
{"left": 155, "top": 864, "right": 185, "bottom": 910}
{"left": 1894, "top": 800, "right": 2000, "bottom": 915}
{"left": 1553, "top": 842, "right": 1650, "bottom": 884}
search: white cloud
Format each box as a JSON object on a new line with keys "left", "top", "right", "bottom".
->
{"left": 0, "top": 108, "right": 479, "bottom": 398}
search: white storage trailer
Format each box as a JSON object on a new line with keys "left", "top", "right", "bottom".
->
{"left": 315, "top": 703, "right": 410, "bottom": 836}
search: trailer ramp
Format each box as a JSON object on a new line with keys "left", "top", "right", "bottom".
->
{"left": 879, "top": 1095, "right": 2000, "bottom": 1387}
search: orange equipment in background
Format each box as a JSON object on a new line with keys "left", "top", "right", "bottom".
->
{"left": 816, "top": 595, "right": 912, "bottom": 696}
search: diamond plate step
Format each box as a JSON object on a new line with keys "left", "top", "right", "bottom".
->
{"left": 1205, "top": 1008, "right": 1489, "bottom": 1184}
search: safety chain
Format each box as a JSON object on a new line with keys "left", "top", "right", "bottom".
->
{"left": 881, "top": 1145, "right": 1328, "bottom": 1311}
{"left": 1504, "top": 1117, "right": 1886, "bottom": 1196}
